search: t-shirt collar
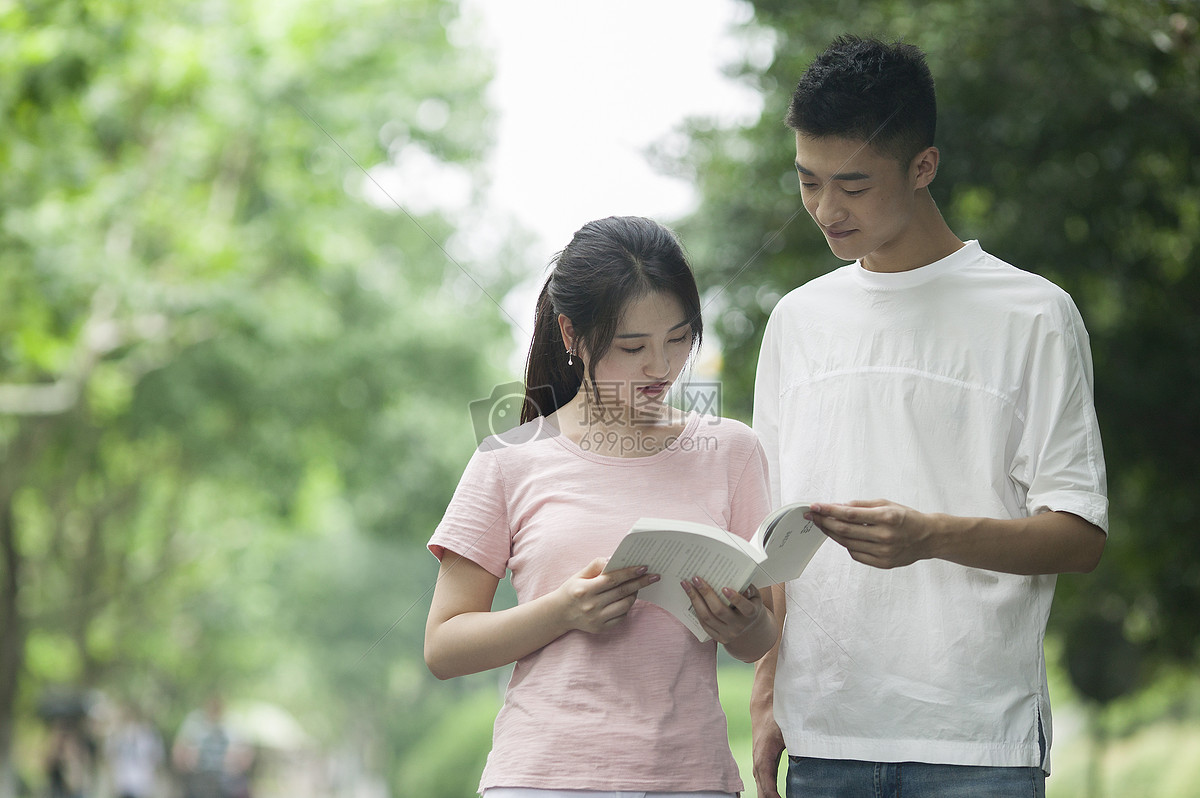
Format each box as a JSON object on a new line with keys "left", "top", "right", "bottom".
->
{"left": 851, "top": 240, "right": 980, "bottom": 291}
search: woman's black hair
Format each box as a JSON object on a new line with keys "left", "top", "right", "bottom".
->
{"left": 521, "top": 216, "right": 702, "bottom": 423}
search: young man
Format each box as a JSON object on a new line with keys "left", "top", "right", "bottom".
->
{"left": 750, "top": 36, "right": 1108, "bottom": 798}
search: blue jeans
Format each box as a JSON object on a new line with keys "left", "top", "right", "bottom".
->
{"left": 786, "top": 757, "right": 1046, "bottom": 798}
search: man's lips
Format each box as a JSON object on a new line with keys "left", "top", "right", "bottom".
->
{"left": 825, "top": 227, "right": 855, "bottom": 240}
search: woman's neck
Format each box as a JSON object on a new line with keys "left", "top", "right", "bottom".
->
{"left": 552, "top": 392, "right": 688, "bottom": 457}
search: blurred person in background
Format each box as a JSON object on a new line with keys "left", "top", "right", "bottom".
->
{"left": 172, "top": 696, "right": 251, "bottom": 798}
{"left": 105, "top": 704, "right": 164, "bottom": 798}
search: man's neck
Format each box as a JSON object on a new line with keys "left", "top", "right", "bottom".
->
{"left": 861, "top": 192, "right": 964, "bottom": 273}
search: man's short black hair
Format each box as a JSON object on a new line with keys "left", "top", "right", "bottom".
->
{"left": 786, "top": 35, "right": 937, "bottom": 166}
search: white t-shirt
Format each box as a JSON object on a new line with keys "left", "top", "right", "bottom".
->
{"left": 753, "top": 241, "right": 1107, "bottom": 771}
{"left": 429, "top": 413, "right": 772, "bottom": 794}
{"left": 107, "top": 722, "right": 163, "bottom": 797}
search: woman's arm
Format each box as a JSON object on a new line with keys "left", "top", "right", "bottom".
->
{"left": 424, "top": 551, "right": 661, "bottom": 680}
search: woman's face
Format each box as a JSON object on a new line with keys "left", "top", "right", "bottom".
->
{"left": 570, "top": 291, "right": 694, "bottom": 421}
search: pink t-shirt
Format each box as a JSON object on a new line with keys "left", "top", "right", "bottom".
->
{"left": 428, "top": 413, "right": 771, "bottom": 794}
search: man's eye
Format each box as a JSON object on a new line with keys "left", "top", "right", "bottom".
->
{"left": 845, "top": 188, "right": 867, "bottom": 196}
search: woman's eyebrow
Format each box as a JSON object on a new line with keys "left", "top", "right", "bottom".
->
{"left": 615, "top": 320, "right": 692, "bottom": 339}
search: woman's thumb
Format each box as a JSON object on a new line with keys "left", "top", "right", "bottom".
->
{"left": 577, "top": 557, "right": 608, "bottom": 578}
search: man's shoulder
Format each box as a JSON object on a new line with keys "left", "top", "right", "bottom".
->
{"left": 967, "top": 246, "right": 1083, "bottom": 319}
{"left": 972, "top": 245, "right": 1071, "bottom": 291}
{"left": 768, "top": 263, "right": 854, "bottom": 316}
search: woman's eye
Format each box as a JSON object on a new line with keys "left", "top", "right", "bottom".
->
{"left": 621, "top": 346, "right": 644, "bottom": 354}
{"left": 668, "top": 335, "right": 688, "bottom": 344}
{"left": 845, "top": 188, "right": 867, "bottom": 196}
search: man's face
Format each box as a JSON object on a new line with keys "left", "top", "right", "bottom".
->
{"left": 794, "top": 133, "right": 924, "bottom": 271}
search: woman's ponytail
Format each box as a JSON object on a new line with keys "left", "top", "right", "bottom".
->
{"left": 521, "top": 273, "right": 582, "bottom": 423}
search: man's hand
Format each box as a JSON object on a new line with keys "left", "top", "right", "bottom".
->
{"left": 808, "top": 499, "right": 934, "bottom": 569}
{"left": 752, "top": 712, "right": 786, "bottom": 798}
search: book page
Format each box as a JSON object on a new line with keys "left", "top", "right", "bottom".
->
{"left": 751, "top": 504, "right": 826, "bottom": 586}
{"left": 609, "top": 529, "right": 759, "bottom": 590}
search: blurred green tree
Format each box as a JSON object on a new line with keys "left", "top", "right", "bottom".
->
{"left": 0, "top": 0, "right": 518, "bottom": 793}
{"left": 667, "top": 0, "right": 1199, "bottom": 700}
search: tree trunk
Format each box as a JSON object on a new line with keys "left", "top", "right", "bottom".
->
{"left": 0, "top": 494, "right": 23, "bottom": 798}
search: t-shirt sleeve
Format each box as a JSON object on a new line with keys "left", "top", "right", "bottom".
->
{"left": 427, "top": 446, "right": 512, "bottom": 578}
{"left": 1013, "top": 295, "right": 1109, "bottom": 532}
{"left": 753, "top": 309, "right": 784, "bottom": 510}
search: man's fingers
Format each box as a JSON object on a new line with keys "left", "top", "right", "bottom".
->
{"left": 752, "top": 742, "right": 785, "bottom": 798}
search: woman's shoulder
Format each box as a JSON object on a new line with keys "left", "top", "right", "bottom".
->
{"left": 475, "top": 416, "right": 561, "bottom": 460}
{"left": 679, "top": 412, "right": 760, "bottom": 452}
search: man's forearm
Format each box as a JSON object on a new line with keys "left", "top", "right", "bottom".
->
{"left": 751, "top": 585, "right": 787, "bottom": 798}
{"left": 812, "top": 502, "right": 1106, "bottom": 575}
{"left": 930, "top": 509, "right": 1105, "bottom": 575}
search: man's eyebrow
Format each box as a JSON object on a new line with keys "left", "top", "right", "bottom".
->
{"left": 795, "top": 162, "right": 870, "bottom": 181}
{"left": 615, "top": 319, "right": 692, "bottom": 339}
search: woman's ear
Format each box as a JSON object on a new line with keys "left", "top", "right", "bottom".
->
{"left": 557, "top": 314, "right": 576, "bottom": 355}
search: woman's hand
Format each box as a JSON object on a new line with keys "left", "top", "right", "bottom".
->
{"left": 683, "top": 578, "right": 764, "bottom": 642}
{"left": 552, "top": 557, "right": 661, "bottom": 634}
{"left": 684, "top": 579, "right": 779, "bottom": 662}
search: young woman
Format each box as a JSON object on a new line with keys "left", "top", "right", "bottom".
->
{"left": 425, "top": 216, "right": 779, "bottom": 797}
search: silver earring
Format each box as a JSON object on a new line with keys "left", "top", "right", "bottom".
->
{"left": 567, "top": 348, "right": 574, "bottom": 366}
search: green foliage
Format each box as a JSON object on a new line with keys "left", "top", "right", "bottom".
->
{"left": 0, "top": 0, "right": 519, "bottom": 788}
{"left": 670, "top": 0, "right": 1200, "bottom": 695}
{"left": 716, "top": 663, "right": 757, "bottom": 791}
{"left": 394, "top": 688, "right": 500, "bottom": 797}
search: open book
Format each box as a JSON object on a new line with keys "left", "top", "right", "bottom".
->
{"left": 604, "top": 502, "right": 824, "bottom": 641}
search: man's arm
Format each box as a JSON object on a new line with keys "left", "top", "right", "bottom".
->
{"left": 750, "top": 584, "right": 787, "bottom": 798}
{"left": 809, "top": 501, "right": 1105, "bottom": 575}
